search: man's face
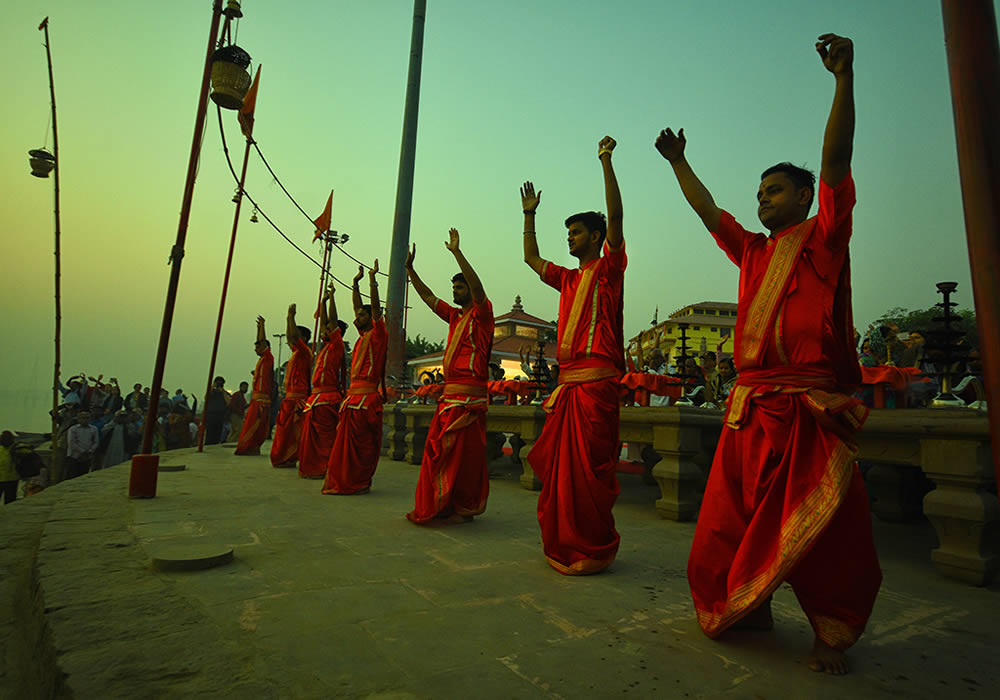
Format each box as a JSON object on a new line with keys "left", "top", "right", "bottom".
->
{"left": 567, "top": 222, "right": 600, "bottom": 259}
{"left": 452, "top": 280, "right": 471, "bottom": 306}
{"left": 702, "top": 356, "right": 716, "bottom": 372}
{"left": 354, "top": 308, "right": 372, "bottom": 331}
{"left": 757, "top": 172, "right": 811, "bottom": 232}
{"left": 719, "top": 361, "right": 735, "bottom": 379}
{"left": 254, "top": 341, "right": 267, "bottom": 357}
{"left": 77, "top": 413, "right": 90, "bottom": 425}
{"left": 240, "top": 382, "right": 249, "bottom": 393}
{"left": 133, "top": 384, "right": 141, "bottom": 393}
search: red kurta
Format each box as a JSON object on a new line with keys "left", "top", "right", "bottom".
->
{"left": 527, "top": 242, "right": 626, "bottom": 575}
{"left": 234, "top": 348, "right": 274, "bottom": 455}
{"left": 270, "top": 337, "right": 313, "bottom": 466}
{"left": 298, "top": 328, "right": 346, "bottom": 478}
{"left": 407, "top": 297, "right": 494, "bottom": 523}
{"left": 322, "top": 319, "right": 387, "bottom": 494}
{"left": 688, "top": 173, "right": 881, "bottom": 650}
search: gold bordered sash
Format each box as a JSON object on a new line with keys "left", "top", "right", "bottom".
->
{"left": 542, "top": 366, "right": 619, "bottom": 412}
{"left": 558, "top": 262, "right": 600, "bottom": 364}
{"left": 740, "top": 218, "right": 815, "bottom": 368}
{"left": 443, "top": 309, "right": 474, "bottom": 376}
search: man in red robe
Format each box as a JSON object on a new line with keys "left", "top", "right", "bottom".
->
{"left": 298, "top": 285, "right": 347, "bottom": 478}
{"left": 405, "top": 228, "right": 494, "bottom": 524}
{"left": 656, "top": 33, "right": 880, "bottom": 675}
{"left": 521, "top": 135, "right": 626, "bottom": 575}
{"left": 234, "top": 316, "right": 274, "bottom": 455}
{"left": 270, "top": 305, "right": 313, "bottom": 467}
{"left": 322, "top": 261, "right": 387, "bottom": 495}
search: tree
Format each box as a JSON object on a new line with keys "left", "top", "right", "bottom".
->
{"left": 406, "top": 333, "right": 444, "bottom": 360}
{"left": 876, "top": 306, "right": 979, "bottom": 349}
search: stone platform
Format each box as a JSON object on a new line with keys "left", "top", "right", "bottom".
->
{"left": 1, "top": 445, "right": 998, "bottom": 698}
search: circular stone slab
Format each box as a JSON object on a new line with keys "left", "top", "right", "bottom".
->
{"left": 149, "top": 544, "right": 234, "bottom": 572}
{"left": 158, "top": 464, "right": 187, "bottom": 472}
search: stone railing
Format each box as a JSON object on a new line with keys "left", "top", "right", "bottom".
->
{"left": 382, "top": 403, "right": 997, "bottom": 586}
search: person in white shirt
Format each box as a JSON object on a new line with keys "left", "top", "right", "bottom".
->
{"left": 66, "top": 411, "right": 99, "bottom": 479}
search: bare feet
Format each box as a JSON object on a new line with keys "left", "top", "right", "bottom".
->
{"left": 808, "top": 637, "right": 849, "bottom": 675}
{"left": 731, "top": 596, "right": 774, "bottom": 631}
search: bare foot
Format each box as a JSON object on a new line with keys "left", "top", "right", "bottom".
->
{"left": 731, "top": 597, "right": 774, "bottom": 631}
{"left": 808, "top": 637, "right": 849, "bottom": 675}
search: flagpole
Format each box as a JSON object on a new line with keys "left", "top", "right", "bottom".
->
{"left": 311, "top": 233, "right": 330, "bottom": 353}
{"left": 196, "top": 129, "right": 253, "bottom": 452}
{"left": 129, "top": 0, "right": 224, "bottom": 496}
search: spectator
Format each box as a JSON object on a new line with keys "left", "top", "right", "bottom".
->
{"left": 125, "top": 383, "right": 144, "bottom": 411}
{"left": 645, "top": 349, "right": 671, "bottom": 407}
{"left": 712, "top": 358, "right": 738, "bottom": 403}
{"left": 59, "top": 375, "right": 87, "bottom": 406}
{"left": 141, "top": 387, "right": 151, "bottom": 409}
{"left": 204, "top": 376, "right": 231, "bottom": 445}
{"left": 105, "top": 379, "right": 124, "bottom": 412}
{"left": 700, "top": 352, "right": 718, "bottom": 403}
{"left": 0, "top": 431, "right": 19, "bottom": 504}
{"left": 227, "top": 381, "right": 249, "bottom": 442}
{"left": 66, "top": 411, "right": 99, "bottom": 479}
{"left": 101, "top": 410, "right": 130, "bottom": 468}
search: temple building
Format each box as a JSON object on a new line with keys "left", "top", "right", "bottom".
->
{"left": 407, "top": 296, "right": 557, "bottom": 381}
{"left": 628, "top": 301, "right": 737, "bottom": 367}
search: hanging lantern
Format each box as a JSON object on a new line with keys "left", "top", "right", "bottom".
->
{"left": 210, "top": 45, "right": 252, "bottom": 110}
{"left": 28, "top": 148, "right": 56, "bottom": 178}
{"left": 232, "top": 187, "right": 242, "bottom": 203}
{"left": 250, "top": 207, "right": 259, "bottom": 223}
{"left": 223, "top": 1, "right": 243, "bottom": 19}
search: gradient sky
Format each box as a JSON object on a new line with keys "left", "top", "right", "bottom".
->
{"left": 2, "top": 1, "right": 994, "bottom": 430}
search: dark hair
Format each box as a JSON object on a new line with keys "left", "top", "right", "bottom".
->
{"left": 213, "top": 376, "right": 225, "bottom": 385}
{"left": 702, "top": 351, "right": 717, "bottom": 361}
{"left": 0, "top": 430, "right": 14, "bottom": 447}
{"left": 297, "top": 326, "right": 311, "bottom": 343}
{"left": 255, "top": 339, "right": 271, "bottom": 348}
{"left": 761, "top": 163, "right": 816, "bottom": 209}
{"left": 564, "top": 211, "right": 608, "bottom": 245}
{"left": 337, "top": 320, "right": 349, "bottom": 334}
{"left": 451, "top": 272, "right": 467, "bottom": 285}
{"left": 719, "top": 357, "right": 735, "bottom": 370}
{"left": 360, "top": 304, "right": 373, "bottom": 315}
{"left": 239, "top": 381, "right": 249, "bottom": 388}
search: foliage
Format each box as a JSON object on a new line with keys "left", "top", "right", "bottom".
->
{"left": 876, "top": 306, "right": 979, "bottom": 348}
{"left": 406, "top": 333, "right": 444, "bottom": 359}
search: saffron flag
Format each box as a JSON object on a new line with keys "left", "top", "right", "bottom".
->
{"left": 313, "top": 190, "right": 333, "bottom": 241}
{"left": 239, "top": 65, "right": 262, "bottom": 139}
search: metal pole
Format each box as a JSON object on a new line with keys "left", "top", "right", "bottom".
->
{"left": 385, "top": 0, "right": 426, "bottom": 380}
{"left": 196, "top": 136, "right": 252, "bottom": 452}
{"left": 129, "top": 0, "right": 223, "bottom": 496}
{"left": 312, "top": 235, "right": 330, "bottom": 353}
{"left": 941, "top": 0, "right": 1000, "bottom": 493}
{"left": 39, "top": 18, "right": 62, "bottom": 470}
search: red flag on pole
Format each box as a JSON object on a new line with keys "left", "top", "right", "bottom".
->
{"left": 239, "top": 65, "right": 262, "bottom": 139}
{"left": 313, "top": 190, "right": 333, "bottom": 241}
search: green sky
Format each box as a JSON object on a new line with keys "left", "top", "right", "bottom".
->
{"left": 1, "top": 0, "right": 993, "bottom": 430}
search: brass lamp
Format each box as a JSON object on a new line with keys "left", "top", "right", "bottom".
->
{"left": 209, "top": 45, "right": 252, "bottom": 110}
{"left": 28, "top": 148, "right": 56, "bottom": 178}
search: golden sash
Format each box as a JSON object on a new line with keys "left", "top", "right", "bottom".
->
{"left": 442, "top": 308, "right": 474, "bottom": 377}
{"left": 558, "top": 262, "right": 601, "bottom": 364}
{"left": 739, "top": 218, "right": 815, "bottom": 369}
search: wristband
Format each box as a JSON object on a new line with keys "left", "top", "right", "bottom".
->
{"left": 523, "top": 209, "right": 536, "bottom": 215}
{"left": 599, "top": 149, "right": 613, "bottom": 159}
{"left": 523, "top": 230, "right": 536, "bottom": 235}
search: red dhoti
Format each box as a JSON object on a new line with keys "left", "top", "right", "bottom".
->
{"left": 298, "top": 390, "right": 341, "bottom": 478}
{"left": 322, "top": 399, "right": 383, "bottom": 494}
{"left": 234, "top": 398, "right": 269, "bottom": 455}
{"left": 528, "top": 373, "right": 621, "bottom": 575}
{"left": 270, "top": 394, "right": 306, "bottom": 466}
{"left": 407, "top": 386, "right": 489, "bottom": 523}
{"left": 688, "top": 386, "right": 881, "bottom": 650}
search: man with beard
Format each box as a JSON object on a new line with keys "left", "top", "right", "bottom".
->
{"left": 322, "top": 261, "right": 387, "bottom": 495}
{"left": 520, "top": 135, "right": 626, "bottom": 575}
{"left": 405, "top": 228, "right": 494, "bottom": 524}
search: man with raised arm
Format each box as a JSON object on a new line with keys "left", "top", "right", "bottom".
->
{"left": 521, "top": 135, "right": 626, "bottom": 575}
{"left": 322, "top": 261, "right": 388, "bottom": 495}
{"left": 270, "top": 304, "right": 314, "bottom": 468}
{"left": 655, "top": 34, "right": 880, "bottom": 675}
{"left": 406, "top": 228, "right": 495, "bottom": 524}
{"left": 298, "top": 285, "right": 348, "bottom": 479}
{"left": 235, "top": 316, "right": 275, "bottom": 455}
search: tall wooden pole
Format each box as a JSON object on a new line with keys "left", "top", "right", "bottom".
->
{"left": 385, "top": 0, "right": 426, "bottom": 383}
{"left": 196, "top": 134, "right": 252, "bottom": 452}
{"left": 129, "top": 0, "right": 224, "bottom": 496}
{"left": 941, "top": 0, "right": 1000, "bottom": 493}
{"left": 39, "top": 18, "right": 62, "bottom": 464}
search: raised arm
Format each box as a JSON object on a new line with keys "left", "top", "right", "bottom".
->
{"left": 326, "top": 284, "right": 339, "bottom": 331}
{"left": 351, "top": 266, "right": 364, "bottom": 314}
{"left": 318, "top": 285, "right": 331, "bottom": 333}
{"left": 599, "top": 136, "right": 623, "bottom": 249}
{"left": 655, "top": 128, "right": 722, "bottom": 232}
{"left": 816, "top": 33, "right": 854, "bottom": 187}
{"left": 286, "top": 304, "right": 299, "bottom": 348}
{"left": 368, "top": 259, "right": 382, "bottom": 322}
{"left": 521, "top": 181, "right": 546, "bottom": 276}
{"left": 444, "top": 228, "right": 486, "bottom": 303}
{"left": 256, "top": 315, "right": 266, "bottom": 344}
{"left": 404, "top": 244, "right": 438, "bottom": 311}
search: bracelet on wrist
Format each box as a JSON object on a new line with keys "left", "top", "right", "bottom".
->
{"left": 523, "top": 230, "right": 536, "bottom": 235}
{"left": 598, "top": 149, "right": 613, "bottom": 159}
{"left": 523, "top": 209, "right": 536, "bottom": 215}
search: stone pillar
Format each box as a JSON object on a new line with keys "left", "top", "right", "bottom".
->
{"left": 865, "top": 463, "right": 928, "bottom": 523}
{"left": 517, "top": 410, "right": 546, "bottom": 491}
{"left": 651, "top": 421, "right": 706, "bottom": 521}
{"left": 402, "top": 407, "right": 431, "bottom": 466}
{"left": 384, "top": 403, "right": 408, "bottom": 460}
{"left": 921, "top": 437, "right": 1000, "bottom": 585}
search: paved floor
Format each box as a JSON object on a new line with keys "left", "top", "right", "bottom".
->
{"left": 2, "top": 444, "right": 998, "bottom": 699}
